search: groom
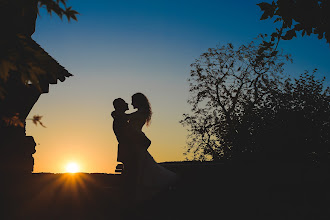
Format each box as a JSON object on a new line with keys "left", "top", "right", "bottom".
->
{"left": 112, "top": 98, "right": 130, "bottom": 166}
{"left": 112, "top": 98, "right": 139, "bottom": 199}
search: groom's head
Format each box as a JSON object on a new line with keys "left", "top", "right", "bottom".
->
{"left": 113, "top": 98, "right": 128, "bottom": 112}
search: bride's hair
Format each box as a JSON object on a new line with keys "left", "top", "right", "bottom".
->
{"left": 132, "top": 92, "right": 152, "bottom": 126}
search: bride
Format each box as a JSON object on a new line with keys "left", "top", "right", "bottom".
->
{"left": 127, "top": 92, "right": 178, "bottom": 201}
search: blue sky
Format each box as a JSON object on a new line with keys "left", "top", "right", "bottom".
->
{"left": 34, "top": 0, "right": 330, "bottom": 80}
{"left": 28, "top": 0, "right": 330, "bottom": 173}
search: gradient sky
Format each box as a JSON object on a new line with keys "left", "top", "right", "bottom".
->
{"left": 26, "top": 0, "right": 330, "bottom": 173}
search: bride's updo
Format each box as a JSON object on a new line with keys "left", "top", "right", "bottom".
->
{"left": 132, "top": 92, "right": 152, "bottom": 126}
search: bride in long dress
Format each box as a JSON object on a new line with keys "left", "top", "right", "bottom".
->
{"left": 128, "top": 92, "right": 178, "bottom": 201}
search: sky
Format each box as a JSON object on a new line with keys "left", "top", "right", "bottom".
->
{"left": 27, "top": 0, "right": 330, "bottom": 173}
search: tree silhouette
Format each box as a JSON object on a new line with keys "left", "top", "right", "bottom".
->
{"left": 180, "top": 37, "right": 291, "bottom": 161}
{"left": 258, "top": 0, "right": 330, "bottom": 44}
{"left": 181, "top": 37, "right": 330, "bottom": 163}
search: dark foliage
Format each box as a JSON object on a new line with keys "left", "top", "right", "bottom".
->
{"left": 237, "top": 71, "right": 330, "bottom": 165}
{"left": 180, "top": 37, "right": 291, "bottom": 161}
{"left": 37, "top": 0, "right": 79, "bottom": 21}
{"left": 181, "top": 38, "right": 330, "bottom": 164}
{"left": 258, "top": 0, "right": 330, "bottom": 44}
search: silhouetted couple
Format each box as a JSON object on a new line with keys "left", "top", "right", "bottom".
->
{"left": 112, "top": 93, "right": 178, "bottom": 202}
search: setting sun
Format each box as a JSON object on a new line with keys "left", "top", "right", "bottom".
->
{"left": 66, "top": 162, "right": 79, "bottom": 173}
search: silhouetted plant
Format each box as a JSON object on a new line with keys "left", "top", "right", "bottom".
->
{"left": 28, "top": 115, "right": 46, "bottom": 127}
{"left": 258, "top": 0, "right": 330, "bottom": 44}
{"left": 2, "top": 114, "right": 46, "bottom": 128}
{"left": 269, "top": 71, "right": 330, "bottom": 164}
{"left": 180, "top": 37, "right": 291, "bottom": 161}
{"left": 37, "top": 0, "right": 79, "bottom": 21}
{"left": 181, "top": 38, "right": 330, "bottom": 163}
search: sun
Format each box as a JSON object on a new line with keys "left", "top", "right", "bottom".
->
{"left": 66, "top": 162, "right": 79, "bottom": 173}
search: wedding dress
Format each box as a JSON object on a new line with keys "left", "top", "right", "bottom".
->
{"left": 129, "top": 111, "right": 178, "bottom": 201}
{"left": 136, "top": 148, "right": 178, "bottom": 200}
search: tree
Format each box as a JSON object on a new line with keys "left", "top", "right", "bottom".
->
{"left": 181, "top": 38, "right": 330, "bottom": 163}
{"left": 258, "top": 0, "right": 330, "bottom": 44}
{"left": 180, "top": 37, "right": 291, "bottom": 161}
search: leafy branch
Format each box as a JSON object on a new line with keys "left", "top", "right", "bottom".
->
{"left": 27, "top": 115, "right": 46, "bottom": 128}
{"left": 37, "top": 0, "right": 79, "bottom": 21}
{"left": 2, "top": 114, "right": 46, "bottom": 128}
{"left": 258, "top": 0, "right": 330, "bottom": 44}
